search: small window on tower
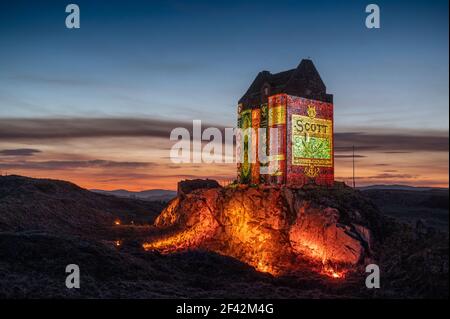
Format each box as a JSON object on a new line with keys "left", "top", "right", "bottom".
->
{"left": 264, "top": 87, "right": 269, "bottom": 96}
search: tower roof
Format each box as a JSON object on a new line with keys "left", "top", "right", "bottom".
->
{"left": 238, "top": 59, "right": 332, "bottom": 108}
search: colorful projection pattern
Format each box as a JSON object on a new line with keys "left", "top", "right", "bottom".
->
{"left": 259, "top": 103, "right": 269, "bottom": 184}
{"left": 286, "top": 95, "right": 334, "bottom": 187}
{"left": 239, "top": 109, "right": 252, "bottom": 184}
{"left": 237, "top": 95, "right": 333, "bottom": 187}
{"left": 291, "top": 114, "right": 333, "bottom": 167}
{"left": 268, "top": 94, "right": 287, "bottom": 184}
{"left": 251, "top": 108, "right": 261, "bottom": 184}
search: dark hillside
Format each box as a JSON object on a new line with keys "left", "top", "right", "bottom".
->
{"left": 0, "top": 175, "right": 164, "bottom": 238}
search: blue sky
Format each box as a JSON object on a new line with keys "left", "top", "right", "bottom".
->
{"left": 0, "top": 0, "right": 448, "bottom": 129}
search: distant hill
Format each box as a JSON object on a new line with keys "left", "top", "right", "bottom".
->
{"left": 358, "top": 184, "right": 448, "bottom": 192}
{"left": 90, "top": 188, "right": 177, "bottom": 202}
{"left": 0, "top": 175, "right": 165, "bottom": 237}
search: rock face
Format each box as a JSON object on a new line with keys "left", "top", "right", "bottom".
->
{"left": 143, "top": 182, "right": 383, "bottom": 277}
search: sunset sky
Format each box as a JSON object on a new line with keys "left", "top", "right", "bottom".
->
{"left": 0, "top": 0, "right": 448, "bottom": 190}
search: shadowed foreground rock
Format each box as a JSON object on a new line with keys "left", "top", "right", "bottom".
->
{"left": 0, "top": 176, "right": 446, "bottom": 298}
{"left": 143, "top": 182, "right": 384, "bottom": 277}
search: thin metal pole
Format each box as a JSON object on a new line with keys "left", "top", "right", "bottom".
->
{"left": 352, "top": 145, "right": 355, "bottom": 188}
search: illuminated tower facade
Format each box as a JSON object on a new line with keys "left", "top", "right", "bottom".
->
{"left": 237, "top": 59, "right": 334, "bottom": 187}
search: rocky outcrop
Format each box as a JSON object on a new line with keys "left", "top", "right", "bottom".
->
{"left": 144, "top": 182, "right": 383, "bottom": 277}
{"left": 177, "top": 179, "right": 221, "bottom": 196}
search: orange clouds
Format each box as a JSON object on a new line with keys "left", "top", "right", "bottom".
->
{"left": 0, "top": 117, "right": 448, "bottom": 190}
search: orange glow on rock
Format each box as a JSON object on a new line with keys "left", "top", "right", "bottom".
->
{"left": 142, "top": 186, "right": 371, "bottom": 279}
{"left": 322, "top": 265, "right": 346, "bottom": 279}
